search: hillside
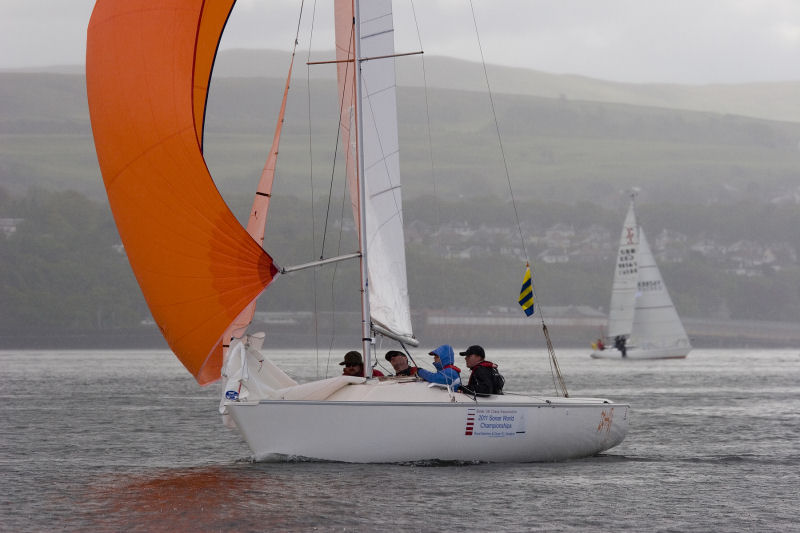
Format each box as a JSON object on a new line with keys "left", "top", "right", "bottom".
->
{"left": 2, "top": 70, "right": 799, "bottom": 210}
{"left": 213, "top": 49, "right": 800, "bottom": 124}
{"left": 1, "top": 65, "right": 799, "bottom": 343}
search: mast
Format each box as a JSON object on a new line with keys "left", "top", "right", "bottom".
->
{"left": 353, "top": 0, "right": 373, "bottom": 377}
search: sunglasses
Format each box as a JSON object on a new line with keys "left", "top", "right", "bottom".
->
{"left": 345, "top": 363, "right": 361, "bottom": 368}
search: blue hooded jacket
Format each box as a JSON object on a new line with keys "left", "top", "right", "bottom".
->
{"left": 417, "top": 344, "right": 461, "bottom": 389}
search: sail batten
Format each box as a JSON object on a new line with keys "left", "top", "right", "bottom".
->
{"left": 87, "top": 0, "right": 277, "bottom": 384}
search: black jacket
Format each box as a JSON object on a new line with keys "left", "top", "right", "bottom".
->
{"left": 462, "top": 361, "right": 501, "bottom": 395}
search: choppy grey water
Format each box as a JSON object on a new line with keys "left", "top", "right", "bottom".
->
{"left": 1, "top": 348, "right": 798, "bottom": 532}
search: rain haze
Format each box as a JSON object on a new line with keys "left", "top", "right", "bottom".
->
{"left": 2, "top": 5, "right": 800, "bottom": 531}
{"left": 2, "top": 0, "right": 800, "bottom": 84}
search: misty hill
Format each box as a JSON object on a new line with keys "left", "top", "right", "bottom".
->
{"left": 212, "top": 49, "right": 800, "bottom": 124}
{"left": 7, "top": 49, "right": 800, "bottom": 124}
{"left": 1, "top": 66, "right": 799, "bottom": 338}
{"left": 2, "top": 70, "right": 800, "bottom": 211}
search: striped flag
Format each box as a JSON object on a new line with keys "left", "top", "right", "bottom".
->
{"left": 518, "top": 265, "right": 534, "bottom": 316}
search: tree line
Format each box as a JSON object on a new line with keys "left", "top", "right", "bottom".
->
{"left": 1, "top": 186, "right": 798, "bottom": 345}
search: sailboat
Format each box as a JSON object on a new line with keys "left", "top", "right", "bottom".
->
{"left": 86, "top": 0, "right": 628, "bottom": 462}
{"left": 591, "top": 192, "right": 692, "bottom": 360}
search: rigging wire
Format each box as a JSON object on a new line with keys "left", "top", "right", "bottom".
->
{"left": 544, "top": 324, "right": 569, "bottom": 397}
{"left": 408, "top": 0, "right": 445, "bottom": 302}
{"left": 467, "top": 0, "right": 567, "bottom": 396}
{"left": 304, "top": 0, "right": 321, "bottom": 378}
{"left": 303, "top": 0, "right": 348, "bottom": 377}
{"left": 467, "top": 0, "right": 527, "bottom": 263}
{"left": 318, "top": 31, "right": 353, "bottom": 262}
{"left": 323, "top": 23, "right": 357, "bottom": 374}
{"left": 400, "top": 342, "right": 420, "bottom": 371}
{"left": 299, "top": 6, "right": 356, "bottom": 376}
{"left": 325, "top": 131, "right": 353, "bottom": 371}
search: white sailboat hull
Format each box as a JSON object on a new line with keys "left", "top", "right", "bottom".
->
{"left": 225, "top": 381, "right": 628, "bottom": 463}
{"left": 590, "top": 345, "right": 691, "bottom": 360}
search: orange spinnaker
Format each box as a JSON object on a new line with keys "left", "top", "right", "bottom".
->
{"left": 86, "top": 0, "right": 277, "bottom": 384}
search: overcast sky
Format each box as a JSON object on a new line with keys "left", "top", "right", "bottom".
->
{"left": 2, "top": 0, "right": 799, "bottom": 84}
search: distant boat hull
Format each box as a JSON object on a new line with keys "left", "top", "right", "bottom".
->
{"left": 225, "top": 381, "right": 628, "bottom": 463}
{"left": 590, "top": 346, "right": 691, "bottom": 360}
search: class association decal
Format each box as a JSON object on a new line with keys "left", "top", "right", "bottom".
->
{"left": 464, "top": 407, "right": 526, "bottom": 438}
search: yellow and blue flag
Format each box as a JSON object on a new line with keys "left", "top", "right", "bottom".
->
{"left": 518, "top": 265, "right": 534, "bottom": 316}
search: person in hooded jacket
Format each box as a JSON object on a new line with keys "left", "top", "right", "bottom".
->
{"left": 417, "top": 344, "right": 461, "bottom": 389}
{"left": 459, "top": 344, "right": 503, "bottom": 396}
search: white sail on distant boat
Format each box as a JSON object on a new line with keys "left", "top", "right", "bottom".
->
{"left": 87, "top": 0, "right": 628, "bottom": 462}
{"left": 591, "top": 193, "right": 692, "bottom": 360}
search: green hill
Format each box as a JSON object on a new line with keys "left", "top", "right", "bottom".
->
{"left": 1, "top": 64, "right": 799, "bottom": 340}
{"left": 4, "top": 68, "right": 797, "bottom": 209}
{"left": 213, "top": 49, "right": 800, "bottom": 123}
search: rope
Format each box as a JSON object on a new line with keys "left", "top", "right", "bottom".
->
{"left": 468, "top": 0, "right": 568, "bottom": 396}
{"left": 409, "top": 0, "right": 444, "bottom": 293}
{"left": 318, "top": 24, "right": 354, "bottom": 261}
{"left": 467, "top": 0, "right": 527, "bottom": 263}
{"left": 543, "top": 325, "right": 569, "bottom": 397}
{"left": 302, "top": 0, "right": 322, "bottom": 379}
{"left": 303, "top": 13, "right": 355, "bottom": 377}
{"left": 325, "top": 30, "right": 356, "bottom": 371}
{"left": 401, "top": 342, "right": 420, "bottom": 370}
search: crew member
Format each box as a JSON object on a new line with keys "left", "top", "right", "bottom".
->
{"left": 339, "top": 351, "right": 385, "bottom": 377}
{"left": 385, "top": 350, "right": 418, "bottom": 376}
{"left": 459, "top": 344, "right": 504, "bottom": 396}
{"left": 417, "top": 345, "right": 461, "bottom": 389}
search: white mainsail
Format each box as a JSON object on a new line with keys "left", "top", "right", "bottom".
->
{"left": 631, "top": 229, "right": 691, "bottom": 351}
{"left": 335, "top": 0, "right": 413, "bottom": 343}
{"left": 606, "top": 201, "right": 639, "bottom": 338}
{"left": 595, "top": 196, "right": 691, "bottom": 359}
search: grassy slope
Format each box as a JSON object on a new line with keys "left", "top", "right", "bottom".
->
{"left": 1, "top": 69, "right": 799, "bottom": 325}
{"left": 3, "top": 69, "right": 799, "bottom": 206}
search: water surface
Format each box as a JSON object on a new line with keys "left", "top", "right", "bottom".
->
{"left": 1, "top": 348, "right": 797, "bottom": 531}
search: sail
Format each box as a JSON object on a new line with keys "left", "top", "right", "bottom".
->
{"left": 606, "top": 201, "right": 639, "bottom": 338}
{"left": 631, "top": 230, "right": 691, "bottom": 350}
{"left": 334, "top": 0, "right": 414, "bottom": 341}
{"left": 86, "top": 0, "right": 278, "bottom": 385}
{"left": 193, "top": 1, "right": 237, "bottom": 149}
{"left": 223, "top": 52, "right": 297, "bottom": 343}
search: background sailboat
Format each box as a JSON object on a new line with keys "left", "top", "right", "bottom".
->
{"left": 87, "top": 0, "right": 628, "bottom": 462}
{"left": 591, "top": 193, "right": 692, "bottom": 359}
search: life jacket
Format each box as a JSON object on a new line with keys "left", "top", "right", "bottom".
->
{"left": 443, "top": 364, "right": 461, "bottom": 374}
{"left": 468, "top": 361, "right": 504, "bottom": 394}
